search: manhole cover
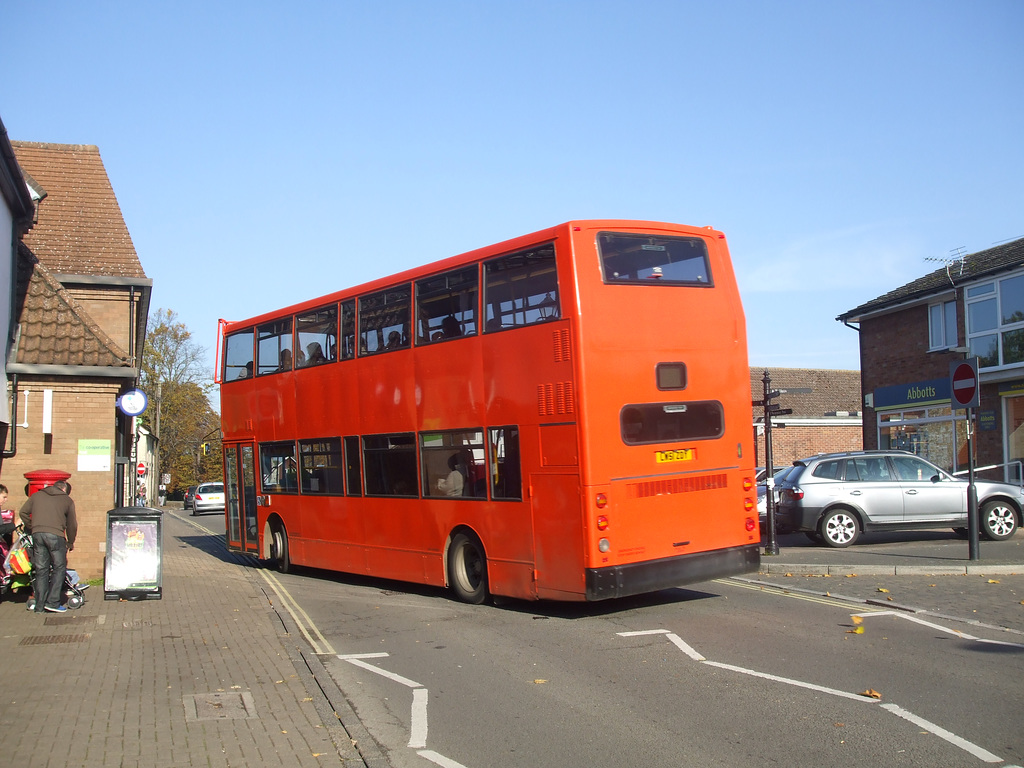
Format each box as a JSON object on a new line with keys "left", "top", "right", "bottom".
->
{"left": 19, "top": 634, "right": 90, "bottom": 645}
{"left": 183, "top": 692, "right": 257, "bottom": 722}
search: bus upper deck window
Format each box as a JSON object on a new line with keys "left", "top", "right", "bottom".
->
{"left": 224, "top": 330, "right": 254, "bottom": 382}
{"left": 359, "top": 286, "right": 411, "bottom": 354}
{"left": 483, "top": 244, "right": 559, "bottom": 332}
{"left": 598, "top": 233, "right": 713, "bottom": 287}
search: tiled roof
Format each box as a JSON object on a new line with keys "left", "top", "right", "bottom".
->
{"left": 11, "top": 142, "right": 146, "bottom": 278}
{"left": 749, "top": 367, "right": 862, "bottom": 418}
{"left": 839, "top": 237, "right": 1024, "bottom": 322}
{"left": 13, "top": 243, "right": 132, "bottom": 367}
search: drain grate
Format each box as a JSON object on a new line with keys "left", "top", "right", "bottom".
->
{"left": 20, "top": 634, "right": 90, "bottom": 645}
{"left": 183, "top": 692, "right": 258, "bottom": 722}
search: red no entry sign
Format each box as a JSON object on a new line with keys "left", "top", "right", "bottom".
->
{"left": 137, "top": 462, "right": 147, "bottom": 476}
{"left": 950, "top": 359, "right": 979, "bottom": 409}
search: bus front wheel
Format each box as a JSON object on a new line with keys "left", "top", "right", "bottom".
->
{"left": 448, "top": 532, "right": 488, "bottom": 605}
{"left": 271, "top": 525, "right": 291, "bottom": 574}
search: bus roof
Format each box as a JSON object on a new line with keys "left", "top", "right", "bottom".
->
{"left": 219, "top": 219, "right": 723, "bottom": 334}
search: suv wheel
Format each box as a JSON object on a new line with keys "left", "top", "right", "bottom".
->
{"left": 981, "top": 500, "right": 1018, "bottom": 541}
{"left": 819, "top": 509, "right": 859, "bottom": 548}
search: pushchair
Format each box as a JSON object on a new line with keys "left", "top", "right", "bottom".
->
{"left": 2, "top": 525, "right": 87, "bottom": 610}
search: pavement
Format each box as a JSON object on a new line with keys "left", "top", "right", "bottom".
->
{"left": 0, "top": 513, "right": 1021, "bottom": 768}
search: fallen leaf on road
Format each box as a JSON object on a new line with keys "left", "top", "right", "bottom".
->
{"left": 860, "top": 688, "right": 882, "bottom": 699}
{"left": 987, "top": 579, "right": 1000, "bottom": 584}
{"left": 877, "top": 588, "right": 890, "bottom": 593}
{"left": 846, "top": 626, "right": 865, "bottom": 634}
{"left": 851, "top": 615, "right": 864, "bottom": 625}
{"left": 534, "top": 679, "right": 548, "bottom": 684}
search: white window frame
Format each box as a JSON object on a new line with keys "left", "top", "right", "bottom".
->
{"left": 928, "top": 299, "right": 957, "bottom": 351}
{"left": 965, "top": 268, "right": 1024, "bottom": 370}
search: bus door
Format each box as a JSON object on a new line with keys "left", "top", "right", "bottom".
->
{"left": 225, "top": 442, "right": 259, "bottom": 554}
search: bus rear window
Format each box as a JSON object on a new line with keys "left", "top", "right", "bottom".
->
{"left": 598, "top": 233, "right": 712, "bottom": 286}
{"left": 620, "top": 401, "right": 724, "bottom": 444}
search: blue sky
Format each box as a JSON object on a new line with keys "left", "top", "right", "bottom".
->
{"left": 3, "top": 1, "right": 1021, "bottom": 376}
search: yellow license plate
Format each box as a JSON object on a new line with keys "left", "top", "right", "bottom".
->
{"left": 655, "top": 448, "right": 696, "bottom": 464}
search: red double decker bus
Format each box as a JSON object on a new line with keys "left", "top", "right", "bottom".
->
{"left": 218, "top": 220, "right": 760, "bottom": 602}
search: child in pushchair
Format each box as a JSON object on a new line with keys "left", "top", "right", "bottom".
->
{"left": 2, "top": 522, "right": 88, "bottom": 610}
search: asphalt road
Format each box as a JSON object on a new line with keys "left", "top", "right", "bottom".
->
{"left": 182, "top": 508, "right": 1024, "bottom": 767}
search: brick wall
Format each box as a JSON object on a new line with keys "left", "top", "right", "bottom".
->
{"left": 2, "top": 377, "right": 124, "bottom": 579}
{"left": 66, "top": 286, "right": 135, "bottom": 355}
{"left": 759, "top": 422, "right": 863, "bottom": 468}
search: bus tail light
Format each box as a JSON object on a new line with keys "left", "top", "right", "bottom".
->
{"left": 598, "top": 538, "right": 610, "bottom": 553}
{"left": 743, "top": 497, "right": 755, "bottom": 512}
{"left": 742, "top": 477, "right": 754, "bottom": 492}
{"left": 596, "top": 515, "right": 609, "bottom": 531}
{"left": 595, "top": 493, "right": 608, "bottom": 509}
{"left": 745, "top": 517, "right": 757, "bottom": 532}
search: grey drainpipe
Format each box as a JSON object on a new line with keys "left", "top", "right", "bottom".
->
{"left": 3, "top": 373, "right": 18, "bottom": 458}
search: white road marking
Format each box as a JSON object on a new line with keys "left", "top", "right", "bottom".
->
{"left": 703, "top": 661, "right": 878, "bottom": 703}
{"left": 623, "top": 628, "right": 1010, "bottom": 765}
{"left": 881, "top": 704, "right": 1003, "bottom": 763}
{"left": 343, "top": 656, "right": 423, "bottom": 689}
{"left": 417, "top": 750, "right": 470, "bottom": 768}
{"left": 409, "top": 687, "right": 429, "bottom": 748}
{"left": 666, "top": 633, "right": 706, "bottom": 661}
{"left": 337, "top": 652, "right": 467, "bottom": 765}
{"left": 858, "top": 611, "right": 1024, "bottom": 649}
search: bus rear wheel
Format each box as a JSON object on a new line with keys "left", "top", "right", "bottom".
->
{"left": 448, "top": 532, "right": 488, "bottom": 604}
{"left": 271, "top": 525, "right": 291, "bottom": 574}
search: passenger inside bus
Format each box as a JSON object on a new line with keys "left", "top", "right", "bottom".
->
{"left": 305, "top": 342, "right": 327, "bottom": 366}
{"left": 276, "top": 349, "right": 293, "bottom": 372}
{"left": 436, "top": 453, "right": 466, "bottom": 497}
{"left": 386, "top": 331, "right": 405, "bottom": 350}
{"left": 441, "top": 315, "right": 462, "bottom": 339}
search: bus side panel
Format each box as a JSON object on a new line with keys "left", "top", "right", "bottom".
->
{"left": 531, "top": 473, "right": 586, "bottom": 599}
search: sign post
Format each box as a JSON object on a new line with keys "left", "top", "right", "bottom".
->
{"left": 754, "top": 372, "right": 811, "bottom": 557}
{"left": 950, "top": 358, "right": 980, "bottom": 561}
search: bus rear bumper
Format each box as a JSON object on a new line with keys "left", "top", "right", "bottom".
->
{"left": 585, "top": 544, "right": 761, "bottom": 601}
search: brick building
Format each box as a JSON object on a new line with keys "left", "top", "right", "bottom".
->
{"left": 749, "top": 367, "right": 862, "bottom": 468}
{"left": 838, "top": 237, "right": 1024, "bottom": 482}
{"left": 2, "top": 141, "right": 151, "bottom": 579}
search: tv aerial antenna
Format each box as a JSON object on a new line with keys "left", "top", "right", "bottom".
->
{"left": 924, "top": 246, "right": 967, "bottom": 287}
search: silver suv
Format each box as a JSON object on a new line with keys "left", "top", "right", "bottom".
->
{"left": 775, "top": 451, "right": 1022, "bottom": 547}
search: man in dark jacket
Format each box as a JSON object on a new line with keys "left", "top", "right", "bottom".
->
{"left": 20, "top": 480, "right": 77, "bottom": 614}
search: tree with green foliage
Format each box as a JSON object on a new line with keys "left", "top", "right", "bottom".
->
{"left": 140, "top": 309, "right": 221, "bottom": 494}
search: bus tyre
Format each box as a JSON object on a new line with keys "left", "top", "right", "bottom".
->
{"left": 981, "top": 500, "right": 1018, "bottom": 541}
{"left": 271, "top": 526, "right": 291, "bottom": 574}
{"left": 448, "top": 532, "right": 488, "bottom": 605}
{"left": 819, "top": 509, "right": 859, "bottom": 548}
